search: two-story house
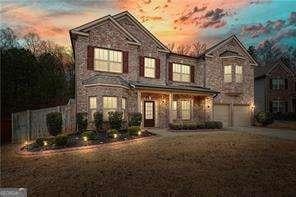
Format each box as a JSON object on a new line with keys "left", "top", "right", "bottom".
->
{"left": 70, "top": 11, "right": 257, "bottom": 128}
{"left": 255, "top": 59, "right": 296, "bottom": 113}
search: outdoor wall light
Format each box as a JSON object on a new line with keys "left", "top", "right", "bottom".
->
{"left": 43, "top": 141, "right": 48, "bottom": 146}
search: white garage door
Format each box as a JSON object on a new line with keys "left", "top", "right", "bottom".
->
{"left": 213, "top": 104, "right": 230, "bottom": 127}
{"left": 233, "top": 105, "right": 250, "bottom": 127}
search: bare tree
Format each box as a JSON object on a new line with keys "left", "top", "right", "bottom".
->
{"left": 167, "top": 40, "right": 206, "bottom": 57}
{"left": 189, "top": 41, "right": 207, "bottom": 57}
{"left": 176, "top": 44, "right": 191, "bottom": 55}
{"left": 23, "top": 32, "right": 42, "bottom": 55}
{"left": 0, "top": 27, "right": 18, "bottom": 49}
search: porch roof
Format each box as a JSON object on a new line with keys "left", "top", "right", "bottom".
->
{"left": 132, "top": 81, "right": 219, "bottom": 94}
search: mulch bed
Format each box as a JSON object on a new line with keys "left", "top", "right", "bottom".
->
{"left": 18, "top": 130, "right": 155, "bottom": 155}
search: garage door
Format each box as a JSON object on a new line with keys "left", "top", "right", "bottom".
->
{"left": 233, "top": 105, "right": 250, "bottom": 127}
{"left": 213, "top": 104, "right": 230, "bottom": 127}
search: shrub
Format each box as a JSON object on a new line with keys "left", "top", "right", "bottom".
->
{"left": 54, "top": 134, "right": 69, "bottom": 146}
{"left": 169, "top": 122, "right": 182, "bottom": 130}
{"left": 205, "top": 121, "right": 223, "bottom": 129}
{"left": 76, "top": 112, "right": 88, "bottom": 132}
{"left": 129, "top": 113, "right": 142, "bottom": 126}
{"left": 196, "top": 122, "right": 206, "bottom": 129}
{"left": 94, "top": 112, "right": 103, "bottom": 131}
{"left": 183, "top": 122, "right": 197, "bottom": 130}
{"left": 107, "top": 129, "right": 119, "bottom": 138}
{"left": 36, "top": 137, "right": 54, "bottom": 146}
{"left": 255, "top": 111, "right": 274, "bottom": 126}
{"left": 127, "top": 126, "right": 141, "bottom": 136}
{"left": 46, "top": 112, "right": 63, "bottom": 136}
{"left": 82, "top": 130, "right": 97, "bottom": 140}
{"left": 108, "top": 111, "right": 123, "bottom": 130}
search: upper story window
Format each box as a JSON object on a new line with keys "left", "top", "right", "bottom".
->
{"left": 94, "top": 48, "right": 122, "bottom": 73}
{"left": 224, "top": 65, "right": 232, "bottom": 82}
{"left": 103, "top": 97, "right": 117, "bottom": 120}
{"left": 235, "top": 65, "right": 243, "bottom": 83}
{"left": 271, "top": 78, "right": 285, "bottom": 90}
{"left": 181, "top": 100, "right": 190, "bottom": 120}
{"left": 173, "top": 63, "right": 190, "bottom": 82}
{"left": 144, "top": 57, "right": 156, "bottom": 78}
{"left": 89, "top": 97, "right": 97, "bottom": 120}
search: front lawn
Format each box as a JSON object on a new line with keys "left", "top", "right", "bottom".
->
{"left": 1, "top": 131, "right": 296, "bottom": 196}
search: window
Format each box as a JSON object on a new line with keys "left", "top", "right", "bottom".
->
{"left": 181, "top": 100, "right": 190, "bottom": 120}
{"left": 271, "top": 78, "right": 285, "bottom": 90}
{"left": 144, "top": 57, "right": 155, "bottom": 78}
{"left": 173, "top": 63, "right": 190, "bottom": 82}
{"left": 94, "top": 48, "right": 122, "bottom": 73}
{"left": 235, "top": 65, "right": 243, "bottom": 83}
{"left": 172, "top": 101, "right": 177, "bottom": 120}
{"left": 272, "top": 100, "right": 287, "bottom": 113}
{"left": 103, "top": 97, "right": 117, "bottom": 120}
{"left": 122, "top": 98, "right": 126, "bottom": 119}
{"left": 89, "top": 97, "right": 97, "bottom": 120}
{"left": 224, "top": 65, "right": 232, "bottom": 82}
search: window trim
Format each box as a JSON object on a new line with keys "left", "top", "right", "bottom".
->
{"left": 271, "top": 78, "right": 285, "bottom": 90}
{"left": 180, "top": 100, "right": 191, "bottom": 120}
{"left": 172, "top": 63, "right": 191, "bottom": 83}
{"left": 144, "top": 56, "right": 156, "bottom": 78}
{"left": 89, "top": 96, "right": 97, "bottom": 120}
{"left": 235, "top": 64, "right": 243, "bottom": 83}
{"left": 103, "top": 96, "right": 118, "bottom": 120}
{"left": 224, "top": 65, "right": 232, "bottom": 83}
{"left": 171, "top": 100, "right": 177, "bottom": 120}
{"left": 94, "top": 47, "right": 123, "bottom": 74}
{"left": 272, "top": 99, "right": 286, "bottom": 113}
{"left": 122, "top": 97, "right": 126, "bottom": 119}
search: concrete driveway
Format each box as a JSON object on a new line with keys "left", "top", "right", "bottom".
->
{"left": 149, "top": 127, "right": 296, "bottom": 141}
{"left": 228, "top": 127, "right": 296, "bottom": 140}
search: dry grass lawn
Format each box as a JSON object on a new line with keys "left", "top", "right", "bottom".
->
{"left": 1, "top": 131, "right": 296, "bottom": 196}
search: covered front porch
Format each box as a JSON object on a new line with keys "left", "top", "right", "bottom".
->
{"left": 137, "top": 89, "right": 215, "bottom": 128}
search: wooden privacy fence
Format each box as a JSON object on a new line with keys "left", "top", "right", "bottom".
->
{"left": 11, "top": 99, "right": 76, "bottom": 143}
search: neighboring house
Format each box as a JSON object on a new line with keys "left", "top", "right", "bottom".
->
{"left": 70, "top": 11, "right": 257, "bottom": 128}
{"left": 255, "top": 59, "right": 296, "bottom": 113}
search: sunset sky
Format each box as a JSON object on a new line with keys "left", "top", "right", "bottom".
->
{"left": 1, "top": 0, "right": 295, "bottom": 49}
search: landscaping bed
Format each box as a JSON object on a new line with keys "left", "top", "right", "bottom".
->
{"left": 20, "top": 129, "right": 154, "bottom": 152}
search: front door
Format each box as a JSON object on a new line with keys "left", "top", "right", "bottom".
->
{"left": 144, "top": 101, "right": 155, "bottom": 127}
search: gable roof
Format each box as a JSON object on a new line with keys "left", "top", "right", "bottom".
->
{"left": 255, "top": 58, "right": 294, "bottom": 79}
{"left": 198, "top": 35, "right": 258, "bottom": 66}
{"left": 70, "top": 14, "right": 141, "bottom": 45}
{"left": 112, "top": 11, "right": 170, "bottom": 52}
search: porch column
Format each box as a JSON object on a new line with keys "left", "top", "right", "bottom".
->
{"left": 169, "top": 92, "right": 173, "bottom": 123}
{"left": 137, "top": 90, "right": 141, "bottom": 113}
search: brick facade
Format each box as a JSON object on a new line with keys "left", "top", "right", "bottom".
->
{"left": 71, "top": 11, "right": 255, "bottom": 128}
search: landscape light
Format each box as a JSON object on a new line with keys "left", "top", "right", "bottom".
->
{"left": 113, "top": 134, "right": 118, "bottom": 138}
{"left": 24, "top": 141, "right": 28, "bottom": 146}
{"left": 43, "top": 141, "right": 48, "bottom": 146}
{"left": 83, "top": 136, "right": 88, "bottom": 142}
{"left": 138, "top": 131, "right": 141, "bottom": 136}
